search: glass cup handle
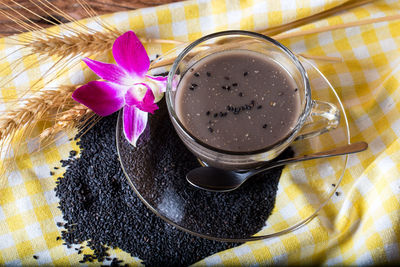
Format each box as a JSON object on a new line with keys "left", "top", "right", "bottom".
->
{"left": 296, "top": 100, "right": 340, "bottom": 140}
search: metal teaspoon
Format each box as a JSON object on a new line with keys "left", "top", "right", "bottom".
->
{"left": 186, "top": 141, "right": 368, "bottom": 192}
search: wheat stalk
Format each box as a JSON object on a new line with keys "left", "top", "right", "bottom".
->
{"left": 30, "top": 30, "right": 123, "bottom": 58}
{"left": 273, "top": 14, "right": 400, "bottom": 40}
{"left": 0, "top": 85, "right": 96, "bottom": 181}
{"left": 0, "top": 85, "right": 91, "bottom": 145}
{"left": 0, "top": 0, "right": 126, "bottom": 91}
{"left": 261, "top": 0, "right": 376, "bottom": 36}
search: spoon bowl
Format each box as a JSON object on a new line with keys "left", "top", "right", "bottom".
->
{"left": 187, "top": 141, "right": 368, "bottom": 192}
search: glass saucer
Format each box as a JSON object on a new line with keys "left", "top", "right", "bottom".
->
{"left": 116, "top": 57, "right": 350, "bottom": 242}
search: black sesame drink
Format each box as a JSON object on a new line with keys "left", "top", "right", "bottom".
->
{"left": 175, "top": 50, "right": 301, "bottom": 153}
{"left": 167, "top": 31, "right": 340, "bottom": 170}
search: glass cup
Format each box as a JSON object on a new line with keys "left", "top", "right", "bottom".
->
{"left": 166, "top": 30, "right": 340, "bottom": 170}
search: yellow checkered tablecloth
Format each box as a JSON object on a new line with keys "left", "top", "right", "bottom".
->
{"left": 1, "top": 0, "right": 400, "bottom": 265}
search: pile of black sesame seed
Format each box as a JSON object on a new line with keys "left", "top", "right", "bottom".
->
{"left": 54, "top": 100, "right": 291, "bottom": 266}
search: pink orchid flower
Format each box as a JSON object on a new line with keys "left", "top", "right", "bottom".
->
{"left": 72, "top": 31, "right": 167, "bottom": 146}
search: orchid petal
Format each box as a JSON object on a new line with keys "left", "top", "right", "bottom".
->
{"left": 145, "top": 75, "right": 168, "bottom": 93}
{"left": 145, "top": 75, "right": 168, "bottom": 83}
{"left": 113, "top": 31, "right": 150, "bottom": 79}
{"left": 123, "top": 105, "right": 148, "bottom": 147}
{"left": 125, "top": 84, "right": 158, "bottom": 114}
{"left": 137, "top": 84, "right": 158, "bottom": 114}
{"left": 124, "top": 88, "right": 141, "bottom": 107}
{"left": 82, "top": 58, "right": 129, "bottom": 85}
{"left": 170, "top": 74, "right": 179, "bottom": 91}
{"left": 72, "top": 81, "right": 125, "bottom": 116}
{"left": 141, "top": 76, "right": 168, "bottom": 102}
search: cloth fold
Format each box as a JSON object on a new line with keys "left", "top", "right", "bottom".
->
{"left": 1, "top": 0, "right": 400, "bottom": 265}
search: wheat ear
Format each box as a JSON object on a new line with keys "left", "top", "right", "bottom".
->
{"left": 30, "top": 29, "right": 123, "bottom": 59}
{"left": 0, "top": 85, "right": 96, "bottom": 183}
{"left": 0, "top": 85, "right": 94, "bottom": 146}
{"left": 0, "top": 0, "right": 125, "bottom": 93}
{"left": 39, "top": 104, "right": 95, "bottom": 142}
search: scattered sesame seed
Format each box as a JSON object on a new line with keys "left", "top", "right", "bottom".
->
{"left": 33, "top": 255, "right": 38, "bottom": 260}
{"left": 335, "top": 192, "right": 340, "bottom": 196}
{"left": 213, "top": 113, "right": 218, "bottom": 118}
{"left": 243, "top": 71, "right": 249, "bottom": 76}
{"left": 206, "top": 111, "right": 210, "bottom": 116}
{"left": 294, "top": 88, "right": 298, "bottom": 92}
{"left": 239, "top": 92, "right": 243, "bottom": 97}
{"left": 55, "top": 104, "right": 294, "bottom": 267}
{"left": 206, "top": 72, "right": 211, "bottom": 77}
{"left": 224, "top": 76, "right": 230, "bottom": 80}
{"left": 208, "top": 127, "right": 214, "bottom": 133}
{"left": 263, "top": 124, "right": 267, "bottom": 128}
{"left": 257, "top": 105, "right": 262, "bottom": 109}
{"left": 232, "top": 83, "right": 238, "bottom": 87}
{"left": 194, "top": 72, "right": 200, "bottom": 77}
{"left": 332, "top": 184, "right": 336, "bottom": 187}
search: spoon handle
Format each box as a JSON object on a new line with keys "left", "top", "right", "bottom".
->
{"left": 251, "top": 141, "right": 368, "bottom": 176}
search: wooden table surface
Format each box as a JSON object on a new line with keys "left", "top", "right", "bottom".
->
{"left": 0, "top": 0, "right": 181, "bottom": 36}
